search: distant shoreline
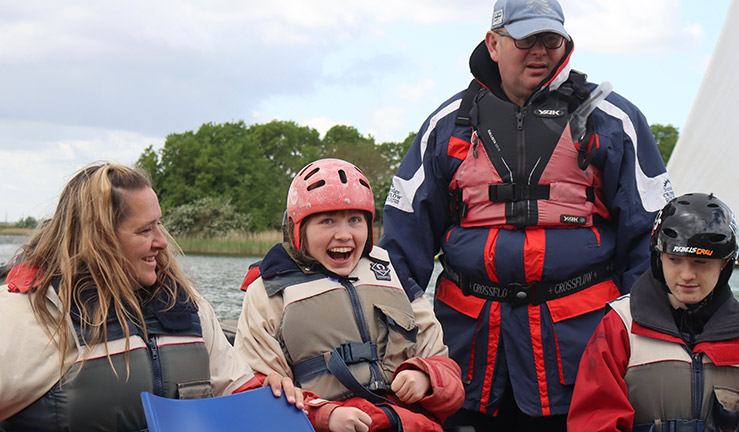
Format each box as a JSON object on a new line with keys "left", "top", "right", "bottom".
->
{"left": 0, "top": 227, "right": 32, "bottom": 236}
{"left": 0, "top": 227, "right": 277, "bottom": 257}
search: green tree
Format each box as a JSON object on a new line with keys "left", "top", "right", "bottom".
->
{"left": 136, "top": 119, "right": 417, "bottom": 233}
{"left": 142, "top": 120, "right": 324, "bottom": 232}
{"left": 15, "top": 216, "right": 38, "bottom": 229}
{"left": 650, "top": 123, "right": 679, "bottom": 165}
{"left": 239, "top": 120, "right": 322, "bottom": 230}
{"left": 135, "top": 145, "right": 161, "bottom": 189}
{"left": 163, "top": 196, "right": 250, "bottom": 237}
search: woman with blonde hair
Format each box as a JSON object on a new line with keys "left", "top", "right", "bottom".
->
{"left": 0, "top": 162, "right": 302, "bottom": 431}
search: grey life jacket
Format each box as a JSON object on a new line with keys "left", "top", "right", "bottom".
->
{"left": 266, "top": 256, "right": 419, "bottom": 402}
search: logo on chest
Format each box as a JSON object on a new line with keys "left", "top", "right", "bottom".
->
{"left": 534, "top": 108, "right": 565, "bottom": 118}
{"left": 370, "top": 263, "right": 392, "bottom": 281}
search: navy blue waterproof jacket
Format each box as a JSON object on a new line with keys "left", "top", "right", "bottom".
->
{"left": 379, "top": 39, "right": 674, "bottom": 417}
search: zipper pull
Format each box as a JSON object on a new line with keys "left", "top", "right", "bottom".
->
{"left": 516, "top": 110, "right": 525, "bottom": 130}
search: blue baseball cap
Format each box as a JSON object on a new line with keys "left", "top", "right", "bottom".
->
{"left": 490, "top": 0, "right": 570, "bottom": 40}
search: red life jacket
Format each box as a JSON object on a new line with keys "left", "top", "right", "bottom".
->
{"left": 450, "top": 74, "right": 610, "bottom": 229}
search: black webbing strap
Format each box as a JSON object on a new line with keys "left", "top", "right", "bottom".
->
{"left": 633, "top": 419, "right": 705, "bottom": 432}
{"left": 440, "top": 254, "right": 614, "bottom": 306}
{"left": 455, "top": 79, "right": 484, "bottom": 126}
{"left": 488, "top": 183, "right": 551, "bottom": 202}
{"left": 292, "top": 341, "right": 379, "bottom": 383}
{"left": 326, "top": 347, "right": 394, "bottom": 405}
{"left": 450, "top": 188, "right": 468, "bottom": 225}
{"left": 378, "top": 405, "right": 404, "bottom": 432}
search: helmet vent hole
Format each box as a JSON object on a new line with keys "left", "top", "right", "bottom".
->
{"left": 707, "top": 203, "right": 719, "bottom": 208}
{"left": 677, "top": 200, "right": 690, "bottom": 205}
{"left": 359, "top": 179, "right": 370, "bottom": 189}
{"left": 304, "top": 167, "right": 320, "bottom": 181}
{"left": 709, "top": 234, "right": 727, "bottom": 243}
{"left": 307, "top": 180, "right": 325, "bottom": 191}
{"left": 663, "top": 228, "right": 678, "bottom": 238}
{"left": 338, "top": 170, "right": 348, "bottom": 184}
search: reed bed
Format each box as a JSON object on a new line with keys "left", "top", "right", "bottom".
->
{"left": 175, "top": 226, "right": 384, "bottom": 256}
{"left": 174, "top": 231, "right": 283, "bottom": 256}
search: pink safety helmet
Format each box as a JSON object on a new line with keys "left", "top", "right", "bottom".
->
{"left": 286, "top": 158, "right": 375, "bottom": 253}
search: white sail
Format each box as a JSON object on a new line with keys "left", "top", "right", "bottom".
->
{"left": 666, "top": 0, "right": 739, "bottom": 215}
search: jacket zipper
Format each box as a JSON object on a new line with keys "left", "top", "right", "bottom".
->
{"left": 146, "top": 335, "right": 164, "bottom": 396}
{"left": 515, "top": 108, "right": 527, "bottom": 224}
{"left": 690, "top": 351, "right": 703, "bottom": 419}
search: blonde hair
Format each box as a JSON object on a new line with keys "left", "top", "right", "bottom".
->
{"left": 18, "top": 162, "right": 197, "bottom": 373}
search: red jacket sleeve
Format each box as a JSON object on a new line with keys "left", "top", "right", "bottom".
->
{"left": 567, "top": 310, "right": 634, "bottom": 432}
{"left": 302, "top": 356, "right": 464, "bottom": 432}
{"left": 394, "top": 355, "right": 464, "bottom": 423}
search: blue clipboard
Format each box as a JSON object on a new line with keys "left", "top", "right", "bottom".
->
{"left": 140, "top": 387, "right": 315, "bottom": 432}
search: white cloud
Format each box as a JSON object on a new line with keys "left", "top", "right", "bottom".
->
{"left": 0, "top": 120, "right": 163, "bottom": 221}
{"left": 301, "top": 116, "right": 351, "bottom": 138}
{"left": 0, "top": 0, "right": 729, "bottom": 223}
{"left": 369, "top": 106, "right": 406, "bottom": 142}
{"left": 563, "top": 0, "right": 703, "bottom": 54}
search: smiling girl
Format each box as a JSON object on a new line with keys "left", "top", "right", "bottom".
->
{"left": 234, "top": 158, "right": 464, "bottom": 432}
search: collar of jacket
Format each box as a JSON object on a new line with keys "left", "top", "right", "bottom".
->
{"left": 630, "top": 271, "right": 739, "bottom": 344}
{"left": 68, "top": 276, "right": 200, "bottom": 343}
{"left": 468, "top": 37, "right": 575, "bottom": 105}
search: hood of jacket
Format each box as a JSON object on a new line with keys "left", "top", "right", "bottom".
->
{"left": 468, "top": 37, "right": 575, "bottom": 106}
{"left": 630, "top": 271, "right": 739, "bottom": 345}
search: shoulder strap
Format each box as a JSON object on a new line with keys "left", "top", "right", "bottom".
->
{"left": 455, "top": 79, "right": 484, "bottom": 126}
{"left": 554, "top": 70, "right": 590, "bottom": 111}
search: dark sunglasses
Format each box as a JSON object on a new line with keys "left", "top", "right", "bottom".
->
{"left": 495, "top": 30, "right": 565, "bottom": 50}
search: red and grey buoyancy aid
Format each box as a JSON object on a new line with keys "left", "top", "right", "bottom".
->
{"left": 263, "top": 254, "right": 419, "bottom": 403}
{"left": 2, "top": 285, "right": 212, "bottom": 432}
{"left": 450, "top": 72, "right": 610, "bottom": 229}
{"left": 609, "top": 296, "right": 739, "bottom": 431}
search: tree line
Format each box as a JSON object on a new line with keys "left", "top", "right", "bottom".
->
{"left": 136, "top": 120, "right": 415, "bottom": 236}
{"left": 6, "top": 121, "right": 680, "bottom": 233}
{"left": 132, "top": 120, "right": 679, "bottom": 237}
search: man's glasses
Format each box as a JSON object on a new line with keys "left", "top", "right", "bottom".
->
{"left": 495, "top": 30, "right": 565, "bottom": 50}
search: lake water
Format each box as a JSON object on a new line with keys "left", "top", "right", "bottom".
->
{"left": 2, "top": 234, "right": 738, "bottom": 322}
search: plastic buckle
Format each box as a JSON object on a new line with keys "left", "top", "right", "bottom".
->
{"left": 509, "top": 282, "right": 535, "bottom": 306}
{"left": 339, "top": 342, "right": 377, "bottom": 364}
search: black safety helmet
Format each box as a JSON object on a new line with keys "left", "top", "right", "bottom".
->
{"left": 650, "top": 193, "right": 738, "bottom": 288}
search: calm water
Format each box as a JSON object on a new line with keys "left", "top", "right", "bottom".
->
{"left": 2, "top": 234, "right": 738, "bottom": 322}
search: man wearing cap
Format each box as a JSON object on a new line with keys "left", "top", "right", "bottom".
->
{"left": 379, "top": 0, "right": 673, "bottom": 429}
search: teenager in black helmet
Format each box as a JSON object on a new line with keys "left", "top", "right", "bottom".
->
{"left": 568, "top": 193, "right": 739, "bottom": 431}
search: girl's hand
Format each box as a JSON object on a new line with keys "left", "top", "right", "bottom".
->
{"left": 328, "top": 406, "right": 372, "bottom": 432}
{"left": 263, "top": 372, "right": 305, "bottom": 410}
{"left": 391, "top": 369, "right": 431, "bottom": 404}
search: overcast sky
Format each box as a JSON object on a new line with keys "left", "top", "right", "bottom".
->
{"left": 0, "top": 0, "right": 731, "bottom": 223}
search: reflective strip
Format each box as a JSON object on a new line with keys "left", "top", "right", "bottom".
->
{"left": 529, "top": 305, "right": 551, "bottom": 415}
{"left": 385, "top": 99, "right": 462, "bottom": 213}
{"left": 75, "top": 335, "right": 205, "bottom": 362}
{"left": 157, "top": 335, "right": 205, "bottom": 347}
{"left": 479, "top": 302, "right": 501, "bottom": 412}
{"left": 76, "top": 337, "right": 147, "bottom": 362}
{"left": 484, "top": 228, "right": 500, "bottom": 283}
{"left": 524, "top": 229, "right": 546, "bottom": 284}
{"left": 598, "top": 100, "right": 672, "bottom": 213}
